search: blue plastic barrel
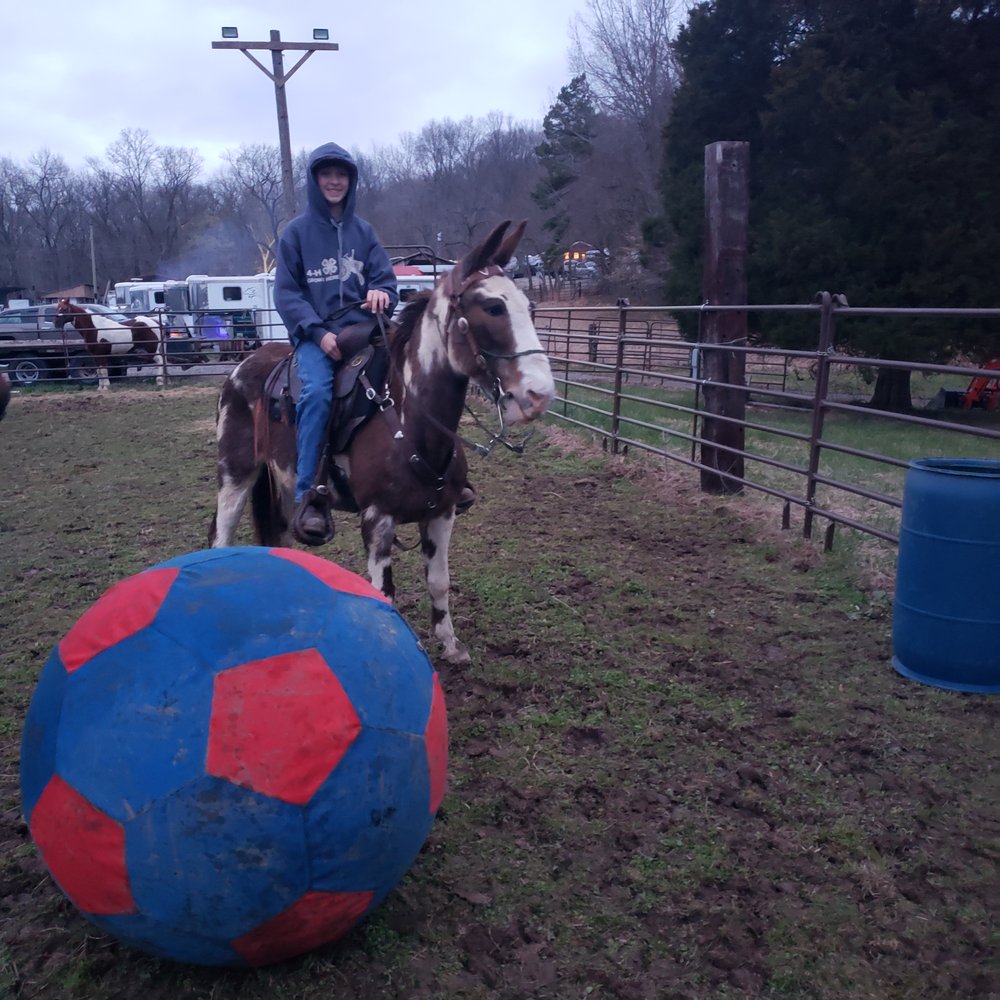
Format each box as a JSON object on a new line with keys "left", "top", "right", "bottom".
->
{"left": 892, "top": 458, "right": 1000, "bottom": 693}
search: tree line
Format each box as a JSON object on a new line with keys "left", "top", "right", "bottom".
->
{"left": 0, "top": 1, "right": 688, "bottom": 304}
{"left": 2, "top": 0, "right": 996, "bottom": 407}
{"left": 657, "top": 0, "right": 999, "bottom": 405}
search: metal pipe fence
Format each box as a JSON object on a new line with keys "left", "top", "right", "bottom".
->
{"left": 0, "top": 309, "right": 287, "bottom": 388}
{"left": 4, "top": 298, "right": 997, "bottom": 555}
{"left": 534, "top": 297, "right": 1000, "bottom": 550}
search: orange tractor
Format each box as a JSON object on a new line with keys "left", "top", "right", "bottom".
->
{"left": 930, "top": 359, "right": 1000, "bottom": 411}
{"left": 961, "top": 359, "right": 1000, "bottom": 411}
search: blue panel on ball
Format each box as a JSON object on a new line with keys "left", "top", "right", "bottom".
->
{"left": 316, "top": 599, "right": 435, "bottom": 736}
{"left": 56, "top": 629, "right": 214, "bottom": 822}
{"left": 126, "top": 776, "right": 308, "bottom": 941}
{"left": 152, "top": 548, "right": 352, "bottom": 672}
{"left": 306, "top": 728, "right": 433, "bottom": 899}
{"left": 19, "top": 653, "right": 68, "bottom": 821}
{"left": 91, "top": 912, "right": 242, "bottom": 967}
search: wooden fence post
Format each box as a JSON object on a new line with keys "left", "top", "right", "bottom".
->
{"left": 700, "top": 141, "right": 749, "bottom": 494}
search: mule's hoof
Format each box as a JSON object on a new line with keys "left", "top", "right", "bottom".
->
{"left": 441, "top": 642, "right": 471, "bottom": 666}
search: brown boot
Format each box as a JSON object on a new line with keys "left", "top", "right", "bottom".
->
{"left": 291, "top": 490, "right": 335, "bottom": 546}
{"left": 456, "top": 485, "right": 477, "bottom": 514}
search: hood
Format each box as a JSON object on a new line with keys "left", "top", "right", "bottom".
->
{"left": 306, "top": 142, "right": 358, "bottom": 223}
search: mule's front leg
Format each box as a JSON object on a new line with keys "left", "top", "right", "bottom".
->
{"left": 421, "top": 513, "right": 470, "bottom": 665}
{"left": 362, "top": 508, "right": 397, "bottom": 599}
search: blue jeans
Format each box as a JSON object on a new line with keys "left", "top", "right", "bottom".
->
{"left": 294, "top": 338, "right": 335, "bottom": 502}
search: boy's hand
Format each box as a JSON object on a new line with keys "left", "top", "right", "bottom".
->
{"left": 363, "top": 290, "right": 390, "bottom": 314}
{"left": 319, "top": 331, "right": 342, "bottom": 360}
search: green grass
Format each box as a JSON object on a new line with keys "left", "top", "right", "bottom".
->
{"left": 0, "top": 385, "right": 996, "bottom": 1000}
{"left": 549, "top": 376, "right": 998, "bottom": 583}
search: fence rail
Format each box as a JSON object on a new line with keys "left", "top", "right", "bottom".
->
{"left": 534, "top": 297, "right": 1000, "bottom": 551}
{"left": 4, "top": 298, "right": 998, "bottom": 554}
{"left": 0, "top": 309, "right": 284, "bottom": 388}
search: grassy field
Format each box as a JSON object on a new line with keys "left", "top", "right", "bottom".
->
{"left": 549, "top": 372, "right": 999, "bottom": 580}
{"left": 0, "top": 384, "right": 997, "bottom": 999}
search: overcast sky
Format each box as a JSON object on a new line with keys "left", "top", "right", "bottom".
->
{"left": 5, "top": 0, "right": 590, "bottom": 176}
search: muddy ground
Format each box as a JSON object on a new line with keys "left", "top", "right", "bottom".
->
{"left": 0, "top": 387, "right": 996, "bottom": 999}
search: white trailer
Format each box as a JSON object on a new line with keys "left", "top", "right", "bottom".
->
{"left": 393, "top": 265, "right": 439, "bottom": 303}
{"left": 162, "top": 273, "right": 287, "bottom": 343}
{"left": 112, "top": 281, "right": 168, "bottom": 314}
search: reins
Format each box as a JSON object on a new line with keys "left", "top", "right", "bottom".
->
{"left": 314, "top": 271, "right": 542, "bottom": 512}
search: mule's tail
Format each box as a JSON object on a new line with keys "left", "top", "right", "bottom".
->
{"left": 251, "top": 464, "right": 288, "bottom": 546}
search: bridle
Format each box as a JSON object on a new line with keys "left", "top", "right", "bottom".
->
{"left": 363, "top": 266, "right": 544, "bottom": 509}
{"left": 441, "top": 265, "right": 547, "bottom": 409}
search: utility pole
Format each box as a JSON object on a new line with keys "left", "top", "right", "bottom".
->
{"left": 212, "top": 28, "right": 339, "bottom": 224}
{"left": 89, "top": 225, "right": 97, "bottom": 296}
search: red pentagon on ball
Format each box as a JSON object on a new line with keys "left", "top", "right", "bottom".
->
{"left": 270, "top": 548, "right": 390, "bottom": 603}
{"left": 29, "top": 774, "right": 135, "bottom": 915}
{"left": 425, "top": 676, "right": 448, "bottom": 814}
{"left": 58, "top": 567, "right": 180, "bottom": 673}
{"left": 207, "top": 649, "right": 362, "bottom": 806}
{"left": 232, "top": 889, "right": 375, "bottom": 967}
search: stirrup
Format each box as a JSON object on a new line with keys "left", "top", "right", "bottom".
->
{"left": 291, "top": 488, "right": 335, "bottom": 546}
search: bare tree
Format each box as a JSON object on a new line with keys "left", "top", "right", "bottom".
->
{"left": 0, "top": 158, "right": 32, "bottom": 293}
{"left": 216, "top": 145, "right": 285, "bottom": 271}
{"left": 16, "top": 151, "right": 84, "bottom": 291}
{"left": 571, "top": 0, "right": 688, "bottom": 141}
{"left": 570, "top": 0, "right": 690, "bottom": 227}
{"left": 156, "top": 145, "right": 205, "bottom": 265}
{"left": 106, "top": 129, "right": 159, "bottom": 242}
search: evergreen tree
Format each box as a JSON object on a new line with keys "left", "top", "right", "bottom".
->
{"left": 532, "top": 75, "right": 598, "bottom": 268}
{"left": 661, "top": 0, "right": 1000, "bottom": 408}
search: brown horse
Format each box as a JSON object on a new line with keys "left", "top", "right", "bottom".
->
{"left": 0, "top": 371, "right": 10, "bottom": 420}
{"left": 209, "top": 220, "right": 555, "bottom": 663}
{"left": 55, "top": 300, "right": 160, "bottom": 390}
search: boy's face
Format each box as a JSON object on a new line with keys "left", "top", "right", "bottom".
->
{"left": 316, "top": 164, "right": 350, "bottom": 208}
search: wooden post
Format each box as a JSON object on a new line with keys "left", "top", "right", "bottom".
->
{"left": 700, "top": 141, "right": 749, "bottom": 494}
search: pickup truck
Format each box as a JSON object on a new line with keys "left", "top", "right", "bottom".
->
{"left": 0, "top": 305, "right": 97, "bottom": 385}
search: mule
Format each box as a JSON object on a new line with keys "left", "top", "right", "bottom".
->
{"left": 54, "top": 300, "right": 160, "bottom": 390}
{"left": 210, "top": 220, "right": 555, "bottom": 663}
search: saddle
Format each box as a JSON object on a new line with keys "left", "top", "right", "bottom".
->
{"left": 263, "top": 319, "right": 392, "bottom": 455}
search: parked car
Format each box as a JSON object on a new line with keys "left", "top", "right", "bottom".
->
{"left": 564, "top": 260, "right": 598, "bottom": 279}
{"left": 0, "top": 304, "right": 60, "bottom": 332}
{"left": 0, "top": 304, "right": 93, "bottom": 386}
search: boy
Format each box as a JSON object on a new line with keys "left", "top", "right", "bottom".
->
{"left": 274, "top": 141, "right": 398, "bottom": 544}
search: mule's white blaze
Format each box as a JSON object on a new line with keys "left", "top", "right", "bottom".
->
{"left": 479, "top": 276, "right": 556, "bottom": 423}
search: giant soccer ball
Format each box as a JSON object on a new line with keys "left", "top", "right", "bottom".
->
{"left": 19, "top": 547, "right": 447, "bottom": 967}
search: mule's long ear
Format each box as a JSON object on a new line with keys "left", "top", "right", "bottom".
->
{"left": 460, "top": 220, "right": 511, "bottom": 277}
{"left": 494, "top": 220, "right": 526, "bottom": 268}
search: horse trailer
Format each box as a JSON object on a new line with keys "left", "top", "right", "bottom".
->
{"left": 112, "top": 281, "right": 167, "bottom": 315}
{"left": 162, "top": 273, "right": 287, "bottom": 346}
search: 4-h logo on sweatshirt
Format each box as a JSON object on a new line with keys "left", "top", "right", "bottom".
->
{"left": 307, "top": 250, "right": 366, "bottom": 284}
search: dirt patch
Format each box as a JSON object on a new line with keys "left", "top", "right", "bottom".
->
{"left": 0, "top": 388, "right": 996, "bottom": 999}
